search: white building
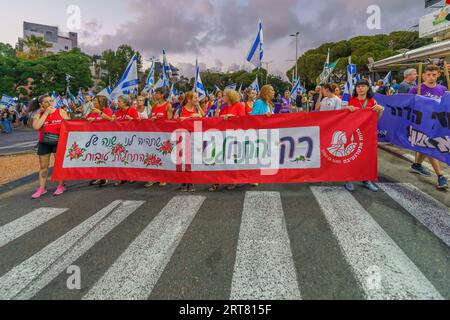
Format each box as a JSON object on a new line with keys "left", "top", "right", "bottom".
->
{"left": 18, "top": 21, "right": 78, "bottom": 53}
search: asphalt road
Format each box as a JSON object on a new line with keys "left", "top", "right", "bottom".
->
{"left": 0, "top": 148, "right": 449, "bottom": 300}
{"left": 0, "top": 128, "right": 38, "bottom": 155}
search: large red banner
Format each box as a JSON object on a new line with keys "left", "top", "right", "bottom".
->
{"left": 53, "top": 111, "right": 378, "bottom": 184}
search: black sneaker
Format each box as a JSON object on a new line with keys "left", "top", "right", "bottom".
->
{"left": 410, "top": 164, "right": 432, "bottom": 176}
{"left": 438, "top": 176, "right": 449, "bottom": 190}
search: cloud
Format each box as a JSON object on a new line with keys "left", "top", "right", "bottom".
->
{"left": 176, "top": 61, "right": 207, "bottom": 79}
{"left": 76, "top": 0, "right": 425, "bottom": 76}
{"left": 81, "top": 0, "right": 216, "bottom": 55}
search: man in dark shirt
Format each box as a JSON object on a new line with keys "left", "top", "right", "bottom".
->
{"left": 398, "top": 68, "right": 418, "bottom": 94}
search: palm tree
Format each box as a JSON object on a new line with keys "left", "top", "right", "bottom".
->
{"left": 17, "top": 35, "right": 53, "bottom": 60}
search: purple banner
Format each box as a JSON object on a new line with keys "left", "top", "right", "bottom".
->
{"left": 376, "top": 93, "right": 450, "bottom": 165}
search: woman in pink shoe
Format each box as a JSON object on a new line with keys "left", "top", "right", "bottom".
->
{"left": 30, "top": 95, "right": 70, "bottom": 199}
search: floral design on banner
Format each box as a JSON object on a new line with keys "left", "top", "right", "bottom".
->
{"left": 144, "top": 154, "right": 163, "bottom": 167}
{"left": 111, "top": 143, "right": 127, "bottom": 156}
{"left": 67, "top": 142, "right": 86, "bottom": 161}
{"left": 158, "top": 140, "right": 174, "bottom": 156}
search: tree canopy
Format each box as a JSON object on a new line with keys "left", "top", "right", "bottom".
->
{"left": 287, "top": 31, "right": 433, "bottom": 87}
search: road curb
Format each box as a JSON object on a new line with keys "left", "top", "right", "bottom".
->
{"left": 0, "top": 168, "right": 53, "bottom": 195}
{"left": 0, "top": 150, "right": 36, "bottom": 157}
{"left": 378, "top": 144, "right": 414, "bottom": 164}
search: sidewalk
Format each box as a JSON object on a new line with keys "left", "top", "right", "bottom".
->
{"left": 379, "top": 143, "right": 450, "bottom": 176}
{"left": 0, "top": 153, "right": 54, "bottom": 186}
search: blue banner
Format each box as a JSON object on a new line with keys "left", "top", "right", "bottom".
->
{"left": 376, "top": 93, "right": 450, "bottom": 165}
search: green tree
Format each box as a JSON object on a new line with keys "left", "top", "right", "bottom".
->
{"left": 100, "top": 45, "right": 143, "bottom": 87}
{"left": 17, "top": 35, "right": 53, "bottom": 60}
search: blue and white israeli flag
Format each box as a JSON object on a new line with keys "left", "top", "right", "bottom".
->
{"left": 162, "top": 49, "right": 172, "bottom": 79}
{"left": 145, "top": 62, "right": 155, "bottom": 92}
{"left": 97, "top": 86, "right": 112, "bottom": 102}
{"left": 245, "top": 19, "right": 264, "bottom": 68}
{"left": 249, "top": 76, "right": 260, "bottom": 93}
{"left": 77, "top": 89, "right": 85, "bottom": 105}
{"left": 194, "top": 58, "right": 206, "bottom": 99}
{"left": 342, "top": 81, "right": 352, "bottom": 104}
{"left": 383, "top": 71, "right": 392, "bottom": 87}
{"left": 225, "top": 83, "right": 237, "bottom": 91}
{"left": 111, "top": 53, "right": 139, "bottom": 99}
{"left": 290, "top": 79, "right": 300, "bottom": 99}
{"left": 0, "top": 94, "right": 17, "bottom": 108}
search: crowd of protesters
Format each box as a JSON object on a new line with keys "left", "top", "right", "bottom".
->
{"left": 26, "top": 64, "right": 449, "bottom": 199}
{"left": 0, "top": 103, "right": 32, "bottom": 133}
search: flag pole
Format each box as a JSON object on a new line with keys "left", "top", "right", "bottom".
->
{"left": 417, "top": 63, "right": 423, "bottom": 96}
{"left": 444, "top": 61, "right": 450, "bottom": 91}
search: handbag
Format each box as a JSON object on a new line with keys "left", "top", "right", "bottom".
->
{"left": 42, "top": 132, "right": 60, "bottom": 146}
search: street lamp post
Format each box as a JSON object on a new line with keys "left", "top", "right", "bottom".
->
{"left": 290, "top": 32, "right": 300, "bottom": 81}
{"left": 263, "top": 60, "right": 274, "bottom": 85}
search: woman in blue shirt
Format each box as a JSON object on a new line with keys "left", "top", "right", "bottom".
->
{"left": 251, "top": 85, "right": 275, "bottom": 116}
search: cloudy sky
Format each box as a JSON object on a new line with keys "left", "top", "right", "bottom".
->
{"left": 0, "top": 0, "right": 434, "bottom": 78}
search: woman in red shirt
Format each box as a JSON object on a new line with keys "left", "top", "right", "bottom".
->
{"left": 31, "top": 95, "right": 70, "bottom": 199}
{"left": 209, "top": 89, "right": 246, "bottom": 192}
{"left": 219, "top": 89, "right": 246, "bottom": 119}
{"left": 345, "top": 79, "right": 385, "bottom": 193}
{"left": 244, "top": 89, "right": 257, "bottom": 115}
{"left": 175, "top": 91, "right": 203, "bottom": 192}
{"left": 145, "top": 88, "right": 173, "bottom": 188}
{"left": 113, "top": 96, "right": 140, "bottom": 121}
{"left": 86, "top": 95, "right": 114, "bottom": 187}
{"left": 176, "top": 91, "right": 204, "bottom": 120}
{"left": 113, "top": 95, "right": 140, "bottom": 187}
{"left": 150, "top": 88, "right": 173, "bottom": 120}
{"left": 86, "top": 95, "right": 114, "bottom": 122}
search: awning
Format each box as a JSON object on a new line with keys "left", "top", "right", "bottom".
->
{"left": 368, "top": 40, "right": 450, "bottom": 71}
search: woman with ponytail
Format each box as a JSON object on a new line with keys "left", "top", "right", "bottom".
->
{"left": 30, "top": 95, "right": 70, "bottom": 199}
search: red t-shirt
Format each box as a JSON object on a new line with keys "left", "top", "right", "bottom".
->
{"left": 220, "top": 102, "right": 246, "bottom": 117}
{"left": 38, "top": 109, "right": 64, "bottom": 142}
{"left": 86, "top": 107, "right": 113, "bottom": 121}
{"left": 348, "top": 97, "right": 376, "bottom": 110}
{"left": 152, "top": 102, "right": 169, "bottom": 119}
{"left": 115, "top": 107, "right": 139, "bottom": 120}
{"left": 180, "top": 106, "right": 199, "bottom": 118}
{"left": 244, "top": 101, "right": 254, "bottom": 115}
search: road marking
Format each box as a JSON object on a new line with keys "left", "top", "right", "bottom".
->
{"left": 311, "top": 186, "right": 443, "bottom": 300}
{"left": 0, "top": 200, "right": 144, "bottom": 300}
{"left": 230, "top": 192, "right": 302, "bottom": 300}
{"left": 379, "top": 183, "right": 450, "bottom": 247}
{"left": 0, "top": 208, "right": 68, "bottom": 248}
{"left": 0, "top": 141, "right": 37, "bottom": 150}
{"left": 83, "top": 196, "right": 206, "bottom": 300}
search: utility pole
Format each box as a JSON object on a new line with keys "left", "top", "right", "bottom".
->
{"left": 290, "top": 32, "right": 300, "bottom": 80}
{"left": 263, "top": 61, "right": 274, "bottom": 84}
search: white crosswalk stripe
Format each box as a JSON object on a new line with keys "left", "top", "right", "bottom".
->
{"left": 231, "top": 192, "right": 302, "bottom": 300}
{"left": 83, "top": 196, "right": 206, "bottom": 300}
{"left": 0, "top": 200, "right": 144, "bottom": 300}
{"left": 0, "top": 208, "right": 68, "bottom": 248}
{"left": 310, "top": 186, "right": 443, "bottom": 300}
{"left": 0, "top": 184, "right": 448, "bottom": 300}
{"left": 379, "top": 183, "right": 450, "bottom": 247}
